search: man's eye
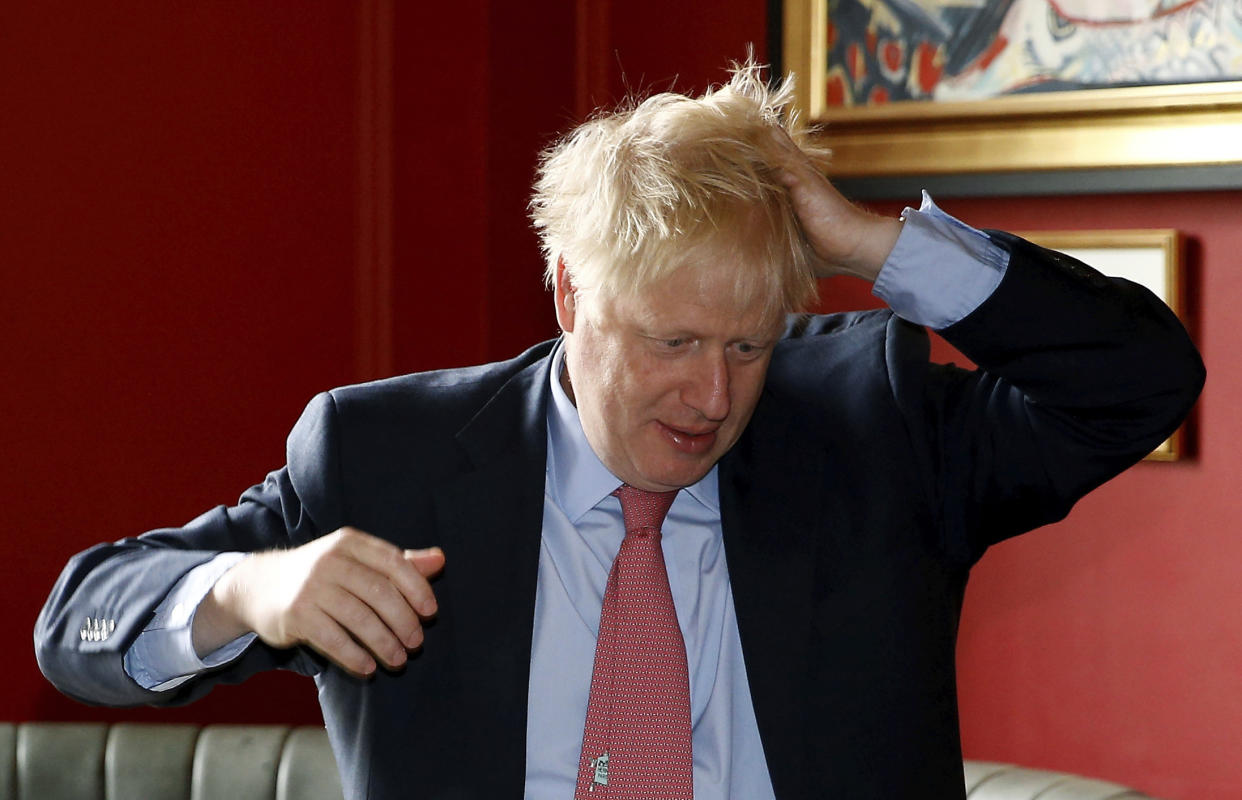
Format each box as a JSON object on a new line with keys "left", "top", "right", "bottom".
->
{"left": 661, "top": 338, "right": 687, "bottom": 349}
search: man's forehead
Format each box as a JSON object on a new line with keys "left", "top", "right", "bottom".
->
{"left": 601, "top": 263, "right": 787, "bottom": 337}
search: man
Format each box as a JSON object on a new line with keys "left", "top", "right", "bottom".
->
{"left": 36, "top": 62, "right": 1203, "bottom": 798}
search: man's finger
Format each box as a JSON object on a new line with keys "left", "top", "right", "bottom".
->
{"left": 298, "top": 604, "right": 379, "bottom": 677}
{"left": 404, "top": 547, "right": 445, "bottom": 579}
{"left": 331, "top": 560, "right": 425, "bottom": 651}
{"left": 334, "top": 529, "right": 440, "bottom": 617}
{"left": 318, "top": 584, "right": 412, "bottom": 669}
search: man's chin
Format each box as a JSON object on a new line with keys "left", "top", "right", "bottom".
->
{"left": 627, "top": 459, "right": 716, "bottom": 492}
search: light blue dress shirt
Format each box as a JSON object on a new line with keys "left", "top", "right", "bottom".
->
{"left": 125, "top": 193, "right": 1009, "bottom": 796}
{"left": 527, "top": 342, "right": 774, "bottom": 798}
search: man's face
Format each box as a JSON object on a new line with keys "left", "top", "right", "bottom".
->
{"left": 556, "top": 254, "right": 785, "bottom": 492}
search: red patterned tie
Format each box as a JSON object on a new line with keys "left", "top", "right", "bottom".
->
{"left": 575, "top": 485, "right": 693, "bottom": 799}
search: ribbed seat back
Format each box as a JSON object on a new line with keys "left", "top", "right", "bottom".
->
{"left": 16, "top": 722, "right": 107, "bottom": 800}
{"left": 191, "top": 725, "right": 288, "bottom": 800}
{"left": 965, "top": 760, "right": 1156, "bottom": 799}
{"left": 276, "top": 726, "right": 346, "bottom": 800}
{"left": 0, "top": 723, "right": 344, "bottom": 800}
{"left": 0, "top": 723, "right": 1161, "bottom": 800}
{"left": 106, "top": 723, "right": 197, "bottom": 800}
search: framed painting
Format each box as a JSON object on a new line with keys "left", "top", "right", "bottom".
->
{"left": 1017, "top": 229, "right": 1186, "bottom": 460}
{"left": 781, "top": 0, "right": 1242, "bottom": 179}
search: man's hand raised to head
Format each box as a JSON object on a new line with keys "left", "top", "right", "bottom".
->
{"left": 192, "top": 528, "right": 445, "bottom": 677}
{"left": 770, "top": 127, "right": 904, "bottom": 283}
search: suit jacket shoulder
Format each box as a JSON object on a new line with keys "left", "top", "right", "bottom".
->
{"left": 280, "top": 340, "right": 556, "bottom": 542}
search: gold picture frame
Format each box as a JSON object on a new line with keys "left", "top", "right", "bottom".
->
{"left": 782, "top": 0, "right": 1242, "bottom": 179}
{"left": 1017, "top": 229, "right": 1185, "bottom": 460}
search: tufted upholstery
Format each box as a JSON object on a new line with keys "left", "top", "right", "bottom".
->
{"left": 964, "top": 760, "right": 1160, "bottom": 799}
{"left": 0, "top": 723, "right": 342, "bottom": 800}
{"left": 0, "top": 722, "right": 1161, "bottom": 799}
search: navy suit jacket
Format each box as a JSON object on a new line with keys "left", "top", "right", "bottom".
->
{"left": 37, "top": 233, "right": 1204, "bottom": 798}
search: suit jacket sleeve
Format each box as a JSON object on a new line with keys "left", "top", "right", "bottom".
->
{"left": 733, "top": 234, "right": 1203, "bottom": 799}
{"left": 891, "top": 230, "right": 1203, "bottom": 563}
{"left": 34, "top": 391, "right": 350, "bottom": 707}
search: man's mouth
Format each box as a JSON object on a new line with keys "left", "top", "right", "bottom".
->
{"left": 658, "top": 421, "right": 719, "bottom": 455}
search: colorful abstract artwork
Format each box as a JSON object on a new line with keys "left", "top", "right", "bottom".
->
{"left": 826, "top": 0, "right": 1242, "bottom": 106}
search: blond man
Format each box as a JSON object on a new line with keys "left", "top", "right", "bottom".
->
{"left": 38, "top": 63, "right": 1202, "bottom": 798}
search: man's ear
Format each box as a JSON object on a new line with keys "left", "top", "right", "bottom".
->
{"left": 553, "top": 256, "right": 577, "bottom": 333}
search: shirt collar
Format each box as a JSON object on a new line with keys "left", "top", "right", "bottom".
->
{"left": 546, "top": 341, "right": 719, "bottom": 522}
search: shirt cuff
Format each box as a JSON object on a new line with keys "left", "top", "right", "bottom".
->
{"left": 123, "top": 552, "right": 256, "bottom": 691}
{"left": 871, "top": 191, "right": 1010, "bottom": 330}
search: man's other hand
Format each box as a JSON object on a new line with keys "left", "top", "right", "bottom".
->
{"left": 770, "top": 127, "right": 903, "bottom": 283}
{"left": 192, "top": 528, "right": 445, "bottom": 677}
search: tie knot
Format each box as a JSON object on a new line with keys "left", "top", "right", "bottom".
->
{"left": 613, "top": 484, "right": 679, "bottom": 534}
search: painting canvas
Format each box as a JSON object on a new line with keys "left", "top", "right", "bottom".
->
{"left": 826, "top": 0, "right": 1242, "bottom": 107}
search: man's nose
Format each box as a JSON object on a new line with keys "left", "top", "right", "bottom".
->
{"left": 681, "top": 350, "right": 730, "bottom": 422}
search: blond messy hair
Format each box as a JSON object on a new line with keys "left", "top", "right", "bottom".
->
{"left": 530, "top": 58, "right": 831, "bottom": 318}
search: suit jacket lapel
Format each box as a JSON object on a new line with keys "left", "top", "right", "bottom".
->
{"left": 431, "top": 349, "right": 552, "bottom": 792}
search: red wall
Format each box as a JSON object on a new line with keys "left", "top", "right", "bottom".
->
{"left": 6, "top": 3, "right": 1236, "bottom": 798}
{"left": 4, "top": 3, "right": 362, "bottom": 725}
{"left": 828, "top": 192, "right": 1238, "bottom": 799}
{"left": 3, "top": 1, "right": 572, "bottom": 726}
{"left": 919, "top": 192, "right": 1240, "bottom": 800}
